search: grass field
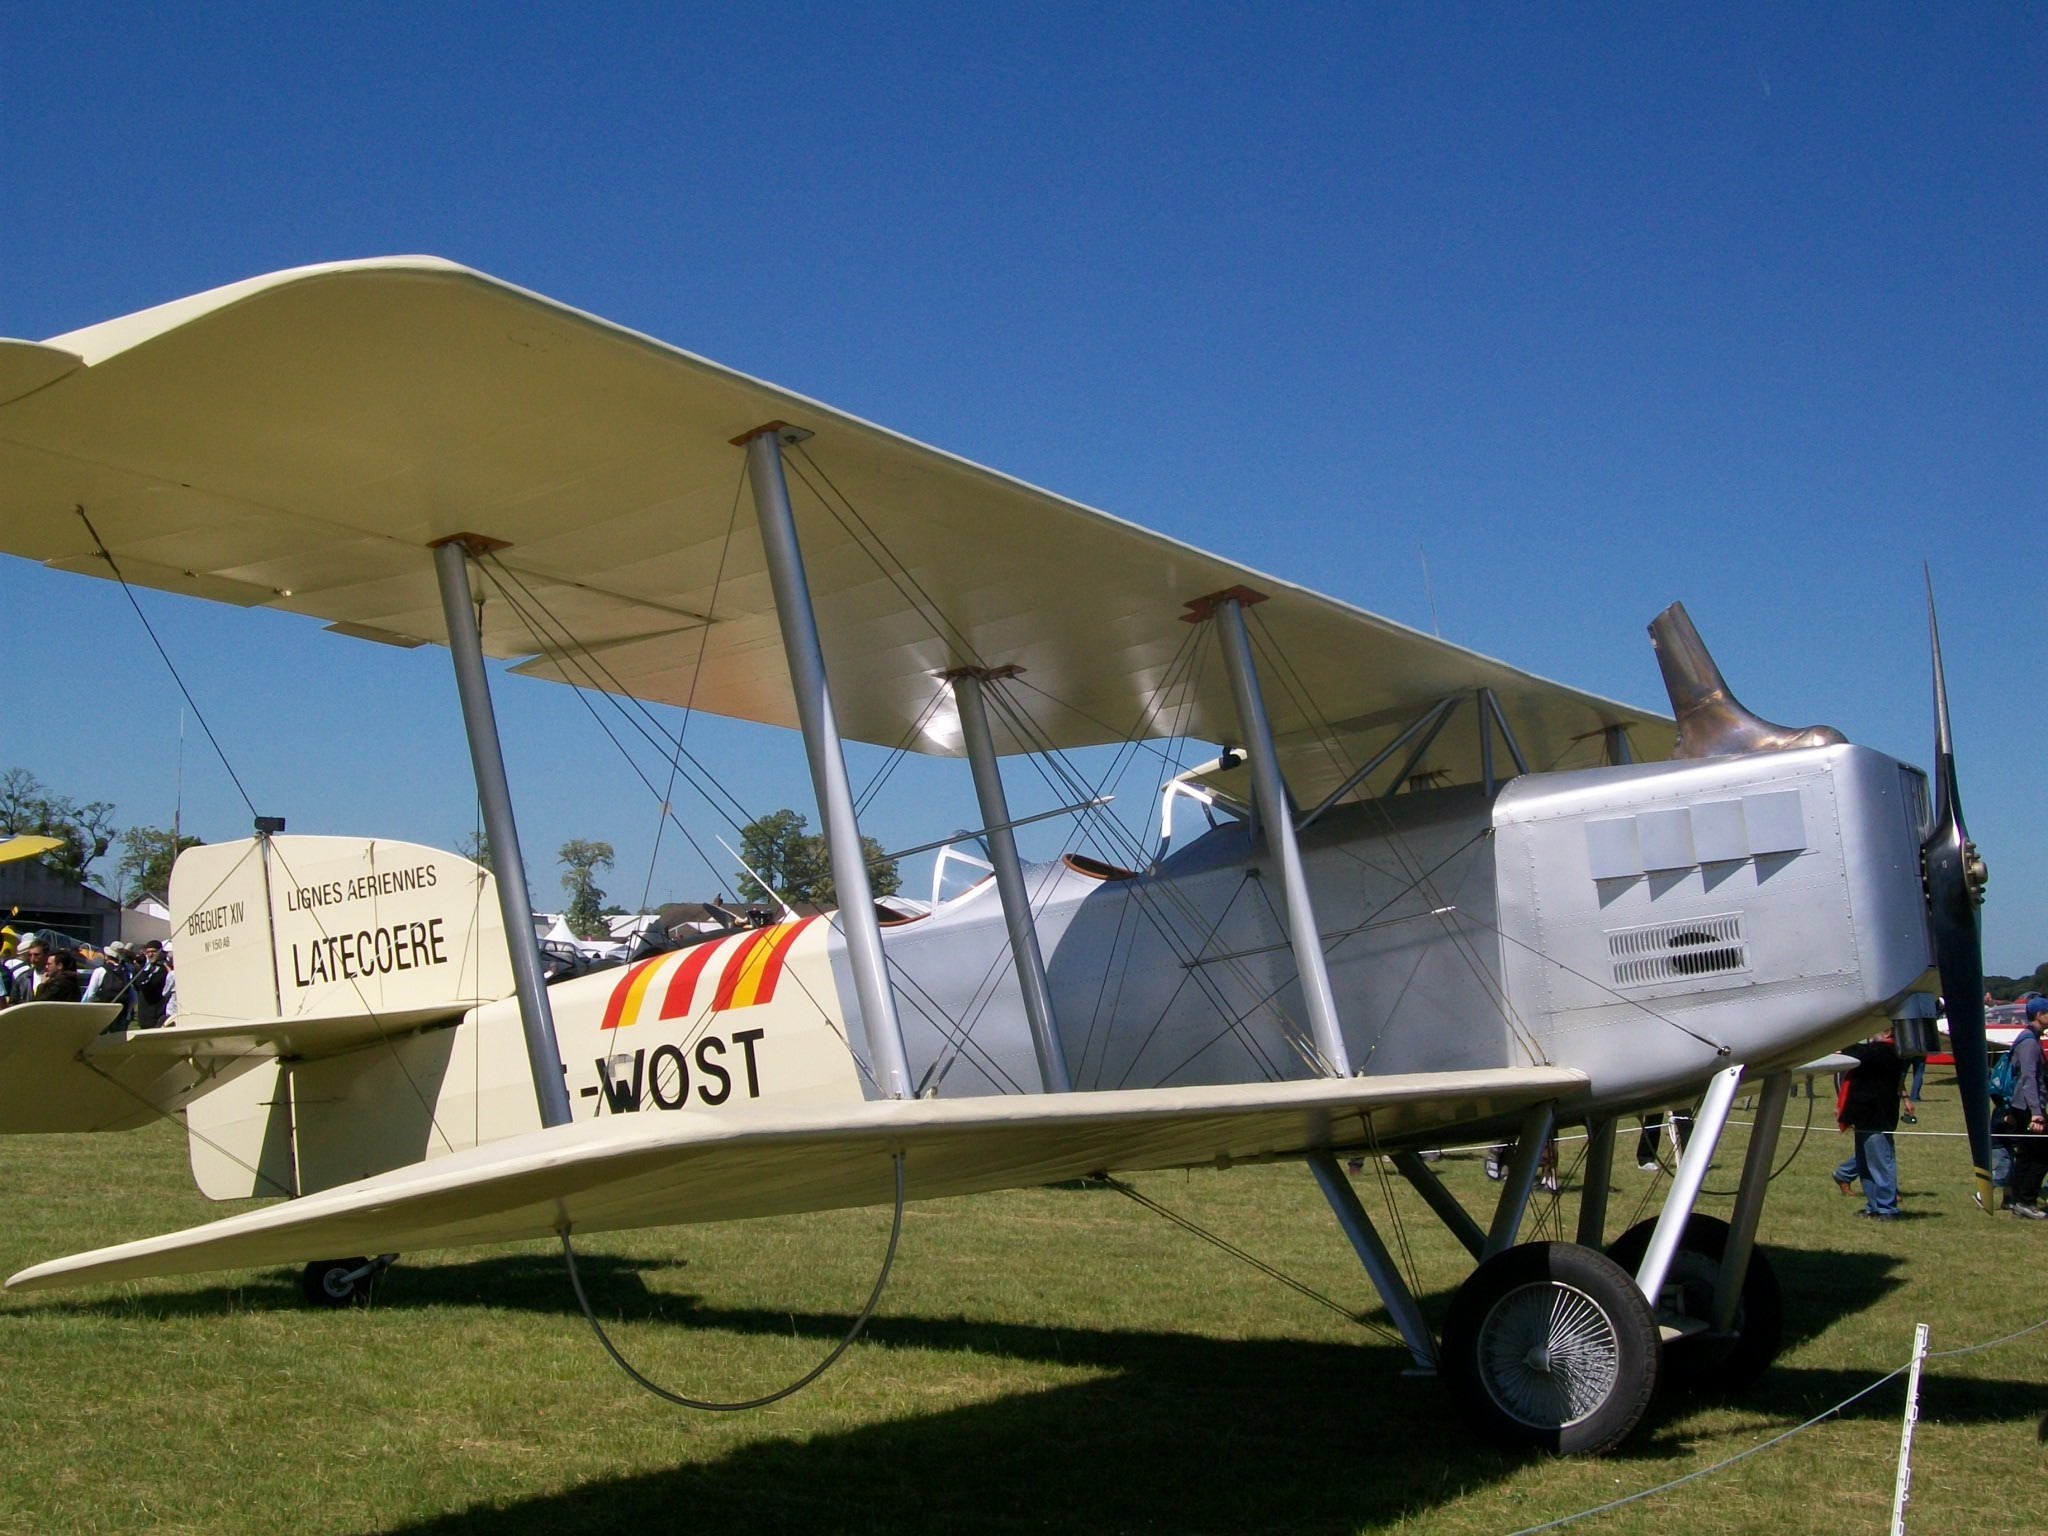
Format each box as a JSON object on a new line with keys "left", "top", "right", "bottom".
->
{"left": 3, "top": 1070, "right": 2044, "bottom": 1535}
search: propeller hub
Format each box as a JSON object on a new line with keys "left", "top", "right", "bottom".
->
{"left": 1964, "top": 841, "right": 1988, "bottom": 904}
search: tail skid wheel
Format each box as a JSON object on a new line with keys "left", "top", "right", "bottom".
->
{"left": 1440, "top": 1242, "right": 1660, "bottom": 1455}
{"left": 300, "top": 1256, "right": 382, "bottom": 1308}
{"left": 1607, "top": 1214, "right": 1783, "bottom": 1395}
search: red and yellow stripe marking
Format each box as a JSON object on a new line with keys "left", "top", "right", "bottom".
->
{"left": 601, "top": 917, "right": 818, "bottom": 1031}
{"left": 598, "top": 957, "right": 663, "bottom": 1032}
{"left": 656, "top": 937, "right": 725, "bottom": 1021}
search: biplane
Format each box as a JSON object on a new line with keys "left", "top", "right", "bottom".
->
{"left": 0, "top": 258, "right": 1991, "bottom": 1454}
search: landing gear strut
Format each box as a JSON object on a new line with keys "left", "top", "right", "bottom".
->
{"left": 1314, "top": 1072, "right": 1790, "bottom": 1455}
{"left": 1608, "top": 1214, "right": 1783, "bottom": 1394}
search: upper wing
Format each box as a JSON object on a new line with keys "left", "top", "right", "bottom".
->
{"left": 9, "top": 1065, "right": 1583, "bottom": 1291}
{"left": 0, "top": 258, "right": 1670, "bottom": 793}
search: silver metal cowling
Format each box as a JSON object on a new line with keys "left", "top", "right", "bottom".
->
{"left": 1491, "top": 744, "right": 1935, "bottom": 1107}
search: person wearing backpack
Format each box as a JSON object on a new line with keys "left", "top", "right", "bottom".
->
{"left": 2000, "top": 999, "right": 2048, "bottom": 1218}
{"left": 80, "top": 941, "right": 137, "bottom": 1026}
{"left": 1988, "top": 1043, "right": 2019, "bottom": 1191}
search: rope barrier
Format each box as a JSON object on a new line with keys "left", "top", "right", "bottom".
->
{"left": 564, "top": 1152, "right": 906, "bottom": 1411}
{"left": 1501, "top": 1309, "right": 2048, "bottom": 1536}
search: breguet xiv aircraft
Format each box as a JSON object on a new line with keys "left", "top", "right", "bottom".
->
{"left": 0, "top": 259, "right": 1992, "bottom": 1455}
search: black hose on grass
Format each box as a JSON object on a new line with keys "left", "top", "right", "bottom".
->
{"left": 561, "top": 1151, "right": 904, "bottom": 1411}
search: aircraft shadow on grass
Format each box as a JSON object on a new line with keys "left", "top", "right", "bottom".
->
{"left": 29, "top": 1244, "right": 2039, "bottom": 1533}
{"left": 354, "top": 1321, "right": 2040, "bottom": 1536}
{"left": 27, "top": 1238, "right": 1903, "bottom": 1346}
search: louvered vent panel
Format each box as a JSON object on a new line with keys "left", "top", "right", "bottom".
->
{"left": 1608, "top": 914, "right": 1749, "bottom": 988}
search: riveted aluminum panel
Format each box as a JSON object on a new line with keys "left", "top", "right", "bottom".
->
{"left": 1491, "top": 744, "right": 1936, "bottom": 1103}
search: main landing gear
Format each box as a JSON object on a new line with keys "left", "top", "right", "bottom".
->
{"left": 1606, "top": 1213, "right": 1783, "bottom": 1396}
{"left": 1316, "top": 1069, "right": 1794, "bottom": 1455}
{"left": 1438, "top": 1241, "right": 1661, "bottom": 1455}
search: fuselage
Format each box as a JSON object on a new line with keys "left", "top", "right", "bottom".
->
{"left": 513, "top": 741, "right": 1936, "bottom": 1137}
{"left": 170, "top": 740, "right": 1933, "bottom": 1198}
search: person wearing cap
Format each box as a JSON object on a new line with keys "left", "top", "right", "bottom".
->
{"left": 1999, "top": 998, "right": 2048, "bottom": 1218}
{"left": 81, "top": 941, "right": 137, "bottom": 1024}
{"left": 1, "top": 931, "right": 33, "bottom": 1007}
{"left": 7, "top": 934, "right": 49, "bottom": 1005}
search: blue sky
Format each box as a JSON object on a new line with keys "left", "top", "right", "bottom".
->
{"left": 3, "top": 6, "right": 2041, "bottom": 970}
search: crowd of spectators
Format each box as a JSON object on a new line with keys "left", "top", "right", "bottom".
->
{"left": 0, "top": 930, "right": 176, "bottom": 1023}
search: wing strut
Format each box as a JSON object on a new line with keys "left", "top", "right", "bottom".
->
{"left": 741, "top": 426, "right": 913, "bottom": 1099}
{"left": 947, "top": 669, "right": 1071, "bottom": 1092}
{"left": 1201, "top": 590, "right": 1351, "bottom": 1077}
{"left": 431, "top": 536, "right": 572, "bottom": 1128}
{"left": 1478, "top": 688, "right": 1529, "bottom": 791}
{"left": 1296, "top": 694, "right": 1458, "bottom": 833}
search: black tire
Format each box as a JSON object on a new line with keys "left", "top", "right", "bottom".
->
{"left": 300, "top": 1257, "right": 372, "bottom": 1308}
{"left": 1606, "top": 1214, "right": 1783, "bottom": 1395}
{"left": 1439, "top": 1241, "right": 1660, "bottom": 1456}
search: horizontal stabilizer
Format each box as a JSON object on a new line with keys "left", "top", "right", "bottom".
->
{"left": 0, "top": 1000, "right": 468, "bottom": 1137}
{"left": 112, "top": 1005, "right": 467, "bottom": 1061}
{"left": 8, "top": 1066, "right": 1585, "bottom": 1292}
{"left": 0, "top": 1002, "right": 197, "bottom": 1133}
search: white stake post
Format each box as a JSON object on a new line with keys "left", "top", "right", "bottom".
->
{"left": 1890, "top": 1321, "right": 1929, "bottom": 1536}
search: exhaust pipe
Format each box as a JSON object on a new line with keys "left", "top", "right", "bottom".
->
{"left": 1649, "top": 603, "right": 1846, "bottom": 759}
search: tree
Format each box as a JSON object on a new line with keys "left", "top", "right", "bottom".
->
{"left": 456, "top": 829, "right": 533, "bottom": 894}
{"left": 115, "top": 825, "right": 203, "bottom": 903}
{"left": 1987, "top": 966, "right": 2048, "bottom": 1002}
{"left": 456, "top": 830, "right": 494, "bottom": 873}
{"left": 559, "top": 839, "right": 615, "bottom": 939}
{"left": 735, "top": 809, "right": 824, "bottom": 907}
{"left": 0, "top": 767, "right": 117, "bottom": 885}
{"left": 735, "top": 809, "right": 899, "bottom": 909}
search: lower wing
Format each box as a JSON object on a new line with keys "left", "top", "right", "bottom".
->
{"left": 9, "top": 1066, "right": 1584, "bottom": 1293}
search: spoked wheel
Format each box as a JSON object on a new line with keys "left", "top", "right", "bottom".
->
{"left": 1440, "top": 1242, "right": 1660, "bottom": 1455}
{"left": 300, "top": 1256, "right": 376, "bottom": 1308}
{"left": 1607, "top": 1214, "right": 1783, "bottom": 1395}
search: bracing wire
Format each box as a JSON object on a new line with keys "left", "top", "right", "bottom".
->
{"left": 78, "top": 1056, "right": 296, "bottom": 1198}
{"left": 469, "top": 559, "right": 746, "bottom": 892}
{"left": 1241, "top": 610, "right": 1554, "bottom": 1063}
{"left": 75, "top": 507, "right": 460, "bottom": 1158}
{"left": 1101, "top": 1175, "right": 1407, "bottom": 1350}
{"left": 641, "top": 462, "right": 750, "bottom": 911}
{"left": 1360, "top": 1118, "right": 1430, "bottom": 1313}
{"left": 476, "top": 553, "right": 757, "bottom": 830}
{"left": 562, "top": 1152, "right": 904, "bottom": 1411}
{"left": 75, "top": 506, "right": 258, "bottom": 816}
